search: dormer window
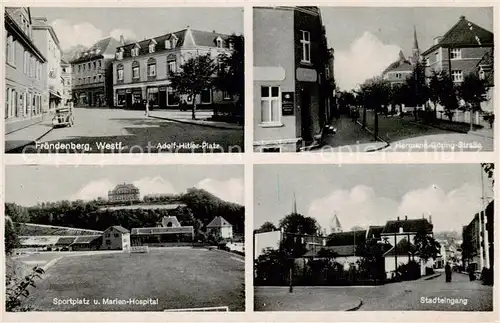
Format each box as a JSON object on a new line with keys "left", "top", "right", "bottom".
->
{"left": 216, "top": 36, "right": 223, "bottom": 48}
{"left": 131, "top": 44, "right": 140, "bottom": 57}
{"left": 229, "top": 42, "right": 234, "bottom": 50}
{"left": 166, "top": 34, "right": 178, "bottom": 50}
{"left": 149, "top": 39, "right": 157, "bottom": 54}
{"left": 116, "top": 48, "right": 124, "bottom": 60}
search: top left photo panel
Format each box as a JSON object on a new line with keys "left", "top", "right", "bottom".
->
{"left": 5, "top": 7, "right": 244, "bottom": 154}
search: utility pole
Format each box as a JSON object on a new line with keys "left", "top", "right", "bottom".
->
{"left": 481, "top": 165, "right": 490, "bottom": 269}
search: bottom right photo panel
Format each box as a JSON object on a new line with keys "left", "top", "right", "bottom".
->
{"left": 253, "top": 163, "right": 494, "bottom": 312}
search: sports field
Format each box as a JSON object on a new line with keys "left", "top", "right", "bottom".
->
{"left": 20, "top": 248, "right": 245, "bottom": 311}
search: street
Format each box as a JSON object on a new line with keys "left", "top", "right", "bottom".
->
{"left": 331, "top": 273, "right": 492, "bottom": 311}
{"left": 22, "top": 107, "right": 244, "bottom": 153}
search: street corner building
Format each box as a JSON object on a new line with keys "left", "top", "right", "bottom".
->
{"left": 253, "top": 6, "right": 335, "bottom": 152}
{"left": 112, "top": 27, "right": 238, "bottom": 110}
{"left": 422, "top": 15, "right": 494, "bottom": 115}
{"left": 70, "top": 37, "right": 121, "bottom": 108}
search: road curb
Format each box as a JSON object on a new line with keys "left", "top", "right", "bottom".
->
{"left": 345, "top": 299, "right": 363, "bottom": 311}
{"left": 423, "top": 273, "right": 442, "bottom": 280}
{"left": 355, "top": 121, "right": 391, "bottom": 152}
{"left": 407, "top": 120, "right": 469, "bottom": 134}
{"left": 149, "top": 115, "right": 243, "bottom": 131}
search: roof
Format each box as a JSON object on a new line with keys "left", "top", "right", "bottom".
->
{"left": 207, "top": 216, "right": 232, "bottom": 228}
{"left": 422, "top": 16, "right": 494, "bottom": 56}
{"left": 383, "top": 237, "right": 416, "bottom": 257}
{"left": 110, "top": 183, "right": 140, "bottom": 192}
{"left": 366, "top": 226, "right": 385, "bottom": 240}
{"left": 110, "top": 225, "right": 130, "bottom": 234}
{"left": 383, "top": 50, "right": 413, "bottom": 74}
{"left": 71, "top": 37, "right": 121, "bottom": 63}
{"left": 72, "top": 236, "right": 102, "bottom": 244}
{"left": 476, "top": 50, "right": 494, "bottom": 86}
{"left": 161, "top": 216, "right": 181, "bottom": 228}
{"left": 131, "top": 227, "right": 194, "bottom": 235}
{"left": 382, "top": 218, "right": 433, "bottom": 234}
{"left": 55, "top": 237, "right": 76, "bottom": 246}
{"left": 303, "top": 245, "right": 356, "bottom": 258}
{"left": 19, "top": 236, "right": 60, "bottom": 246}
{"left": 117, "top": 28, "right": 233, "bottom": 59}
{"left": 326, "top": 230, "right": 366, "bottom": 246}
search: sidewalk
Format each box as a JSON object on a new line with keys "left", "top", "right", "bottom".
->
{"left": 148, "top": 110, "right": 243, "bottom": 130}
{"left": 310, "top": 141, "right": 388, "bottom": 153}
{"left": 5, "top": 120, "right": 53, "bottom": 152}
{"left": 467, "top": 127, "right": 494, "bottom": 139}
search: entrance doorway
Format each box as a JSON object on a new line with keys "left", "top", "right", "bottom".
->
{"left": 300, "top": 89, "right": 312, "bottom": 143}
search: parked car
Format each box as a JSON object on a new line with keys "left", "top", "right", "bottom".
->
{"left": 52, "top": 106, "right": 74, "bottom": 128}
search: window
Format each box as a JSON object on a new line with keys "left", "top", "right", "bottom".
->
{"left": 201, "top": 88, "right": 212, "bottom": 104}
{"left": 300, "top": 30, "right": 311, "bottom": 63}
{"left": 23, "top": 51, "right": 28, "bottom": 74}
{"left": 117, "top": 64, "right": 124, "bottom": 81}
{"left": 116, "top": 49, "right": 123, "bottom": 60}
{"left": 78, "top": 77, "right": 82, "bottom": 84}
{"left": 452, "top": 70, "right": 463, "bottom": 83}
{"left": 106, "top": 240, "right": 111, "bottom": 245}
{"left": 131, "top": 46, "right": 139, "bottom": 57}
{"left": 426, "top": 58, "right": 430, "bottom": 67}
{"left": 434, "top": 50, "right": 441, "bottom": 63}
{"left": 78, "top": 65, "right": 81, "bottom": 73}
{"left": 93, "top": 76, "right": 97, "bottom": 83}
{"left": 167, "top": 55, "right": 177, "bottom": 75}
{"left": 479, "top": 67, "right": 485, "bottom": 80}
{"left": 83, "top": 64, "right": 85, "bottom": 72}
{"left": 114, "top": 233, "right": 119, "bottom": 238}
{"left": 93, "top": 61, "right": 96, "bottom": 69}
{"left": 229, "top": 42, "right": 234, "bottom": 50}
{"left": 98, "top": 60, "right": 102, "bottom": 68}
{"left": 395, "top": 73, "right": 401, "bottom": 79}
{"left": 147, "top": 87, "right": 159, "bottom": 106}
{"left": 5, "top": 88, "right": 10, "bottom": 119}
{"left": 147, "top": 58, "right": 156, "bottom": 77}
{"left": 87, "top": 76, "right": 91, "bottom": 84}
{"left": 450, "top": 48, "right": 461, "bottom": 60}
{"left": 149, "top": 43, "right": 156, "bottom": 53}
{"left": 223, "top": 91, "right": 231, "bottom": 100}
{"left": 132, "top": 61, "right": 140, "bottom": 79}
{"left": 6, "top": 36, "right": 15, "bottom": 66}
{"left": 260, "top": 86, "right": 280, "bottom": 124}
{"left": 216, "top": 37, "right": 223, "bottom": 48}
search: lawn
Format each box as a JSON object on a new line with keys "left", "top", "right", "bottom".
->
{"left": 21, "top": 248, "right": 245, "bottom": 311}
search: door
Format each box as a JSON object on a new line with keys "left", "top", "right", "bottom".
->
{"left": 300, "top": 90, "right": 312, "bottom": 143}
{"left": 159, "top": 90, "right": 167, "bottom": 109}
{"left": 126, "top": 93, "right": 132, "bottom": 110}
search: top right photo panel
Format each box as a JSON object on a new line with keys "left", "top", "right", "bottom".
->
{"left": 253, "top": 6, "right": 494, "bottom": 153}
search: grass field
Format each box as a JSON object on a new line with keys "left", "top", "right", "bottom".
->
{"left": 21, "top": 248, "right": 244, "bottom": 311}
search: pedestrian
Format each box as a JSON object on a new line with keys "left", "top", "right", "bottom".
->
{"left": 445, "top": 262, "right": 452, "bottom": 283}
{"left": 144, "top": 99, "right": 149, "bottom": 117}
{"left": 468, "top": 264, "right": 475, "bottom": 281}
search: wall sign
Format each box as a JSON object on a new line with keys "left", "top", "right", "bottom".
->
{"left": 296, "top": 68, "right": 317, "bottom": 82}
{"left": 126, "top": 89, "right": 131, "bottom": 94}
{"left": 159, "top": 87, "right": 166, "bottom": 91}
{"left": 282, "top": 92, "right": 294, "bottom": 116}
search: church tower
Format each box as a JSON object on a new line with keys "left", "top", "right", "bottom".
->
{"left": 330, "top": 213, "right": 342, "bottom": 233}
{"left": 411, "top": 25, "right": 421, "bottom": 65}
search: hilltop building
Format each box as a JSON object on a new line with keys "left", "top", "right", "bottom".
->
{"left": 207, "top": 216, "right": 233, "bottom": 239}
{"left": 107, "top": 183, "right": 140, "bottom": 203}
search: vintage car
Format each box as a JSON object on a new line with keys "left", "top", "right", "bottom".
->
{"left": 52, "top": 106, "right": 74, "bottom": 128}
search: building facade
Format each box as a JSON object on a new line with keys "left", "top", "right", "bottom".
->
{"left": 112, "top": 27, "right": 236, "bottom": 110}
{"left": 131, "top": 216, "right": 194, "bottom": 243}
{"left": 107, "top": 183, "right": 140, "bottom": 203}
{"left": 60, "top": 60, "right": 72, "bottom": 104}
{"left": 32, "top": 17, "right": 64, "bottom": 113}
{"left": 71, "top": 37, "right": 120, "bottom": 107}
{"left": 5, "top": 7, "right": 46, "bottom": 134}
{"left": 253, "top": 6, "right": 334, "bottom": 152}
{"left": 207, "top": 216, "right": 234, "bottom": 239}
{"left": 102, "top": 226, "right": 130, "bottom": 250}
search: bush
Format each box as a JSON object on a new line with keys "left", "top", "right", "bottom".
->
{"left": 6, "top": 260, "right": 45, "bottom": 312}
{"left": 397, "top": 260, "right": 421, "bottom": 281}
{"left": 425, "top": 267, "right": 434, "bottom": 276}
{"left": 481, "top": 268, "right": 493, "bottom": 286}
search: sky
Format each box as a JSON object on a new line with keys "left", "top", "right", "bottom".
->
{"left": 254, "top": 164, "right": 494, "bottom": 233}
{"left": 30, "top": 7, "right": 243, "bottom": 51}
{"left": 321, "top": 7, "right": 493, "bottom": 90}
{"left": 6, "top": 165, "right": 244, "bottom": 206}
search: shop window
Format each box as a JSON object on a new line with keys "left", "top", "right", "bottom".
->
{"left": 200, "top": 88, "right": 212, "bottom": 104}
{"left": 167, "top": 87, "right": 179, "bottom": 106}
{"left": 147, "top": 87, "right": 159, "bottom": 106}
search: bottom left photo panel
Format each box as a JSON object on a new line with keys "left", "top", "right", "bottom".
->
{"left": 4, "top": 165, "right": 245, "bottom": 312}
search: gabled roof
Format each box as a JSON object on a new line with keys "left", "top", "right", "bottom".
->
{"left": 326, "top": 230, "right": 366, "bottom": 246}
{"left": 72, "top": 235, "right": 102, "bottom": 244}
{"left": 476, "top": 49, "right": 494, "bottom": 86}
{"left": 383, "top": 237, "right": 417, "bottom": 257}
{"left": 110, "top": 225, "right": 130, "bottom": 234}
{"left": 71, "top": 37, "right": 121, "bottom": 63}
{"left": 366, "top": 225, "right": 385, "bottom": 240}
{"left": 207, "top": 216, "right": 232, "bottom": 228}
{"left": 161, "top": 216, "right": 181, "bottom": 228}
{"left": 422, "top": 16, "right": 494, "bottom": 56}
{"left": 382, "top": 218, "right": 433, "bottom": 234}
{"left": 383, "top": 50, "right": 413, "bottom": 74}
{"left": 303, "top": 245, "right": 356, "bottom": 258}
{"left": 131, "top": 226, "right": 193, "bottom": 235}
{"left": 55, "top": 237, "right": 76, "bottom": 246}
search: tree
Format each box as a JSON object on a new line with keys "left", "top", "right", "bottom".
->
{"left": 358, "top": 77, "right": 391, "bottom": 139}
{"left": 278, "top": 213, "right": 319, "bottom": 235}
{"left": 458, "top": 73, "right": 490, "bottom": 131}
{"left": 389, "top": 83, "right": 406, "bottom": 115}
{"left": 413, "top": 231, "right": 441, "bottom": 265}
{"left": 5, "top": 218, "right": 19, "bottom": 255}
{"left": 405, "top": 62, "right": 429, "bottom": 120}
{"left": 355, "top": 239, "right": 387, "bottom": 282}
{"left": 214, "top": 34, "right": 244, "bottom": 108}
{"left": 481, "top": 163, "right": 494, "bottom": 186}
{"left": 427, "top": 71, "right": 458, "bottom": 121}
{"left": 169, "top": 53, "right": 217, "bottom": 120}
{"left": 256, "top": 221, "right": 278, "bottom": 233}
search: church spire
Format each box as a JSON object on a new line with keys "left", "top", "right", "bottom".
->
{"left": 330, "top": 212, "right": 342, "bottom": 233}
{"left": 412, "top": 25, "right": 421, "bottom": 65}
{"left": 292, "top": 192, "right": 297, "bottom": 214}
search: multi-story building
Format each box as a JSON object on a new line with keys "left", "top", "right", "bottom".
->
{"left": 71, "top": 37, "right": 120, "bottom": 107}
{"left": 382, "top": 27, "right": 421, "bottom": 87}
{"left": 207, "top": 216, "right": 234, "bottom": 239}
{"left": 253, "top": 6, "right": 334, "bottom": 152}
{"left": 5, "top": 7, "right": 46, "bottom": 134}
{"left": 60, "top": 59, "right": 72, "bottom": 104}
{"left": 32, "top": 17, "right": 64, "bottom": 113}
{"left": 107, "top": 183, "right": 140, "bottom": 203}
{"left": 462, "top": 200, "right": 493, "bottom": 272}
{"left": 102, "top": 225, "right": 130, "bottom": 250}
{"left": 112, "top": 27, "right": 236, "bottom": 110}
{"left": 422, "top": 16, "right": 493, "bottom": 86}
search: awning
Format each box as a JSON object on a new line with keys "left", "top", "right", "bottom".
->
{"left": 49, "top": 90, "right": 63, "bottom": 99}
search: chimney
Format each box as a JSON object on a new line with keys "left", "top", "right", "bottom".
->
{"left": 429, "top": 214, "right": 432, "bottom": 224}
{"left": 213, "top": 30, "right": 216, "bottom": 33}
{"left": 405, "top": 215, "right": 408, "bottom": 220}
{"left": 120, "top": 35, "right": 125, "bottom": 46}
{"left": 433, "top": 36, "right": 443, "bottom": 45}
{"left": 460, "top": 15, "right": 466, "bottom": 20}
{"left": 397, "top": 216, "right": 400, "bottom": 221}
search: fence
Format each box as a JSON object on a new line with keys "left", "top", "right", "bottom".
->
{"left": 435, "top": 110, "right": 492, "bottom": 128}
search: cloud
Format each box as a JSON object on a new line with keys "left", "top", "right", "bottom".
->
{"left": 308, "top": 183, "right": 484, "bottom": 233}
{"left": 335, "top": 32, "right": 401, "bottom": 91}
{"left": 195, "top": 178, "right": 244, "bottom": 205}
{"left": 132, "top": 177, "right": 177, "bottom": 197}
{"left": 69, "top": 179, "right": 115, "bottom": 201}
{"left": 51, "top": 19, "right": 135, "bottom": 50}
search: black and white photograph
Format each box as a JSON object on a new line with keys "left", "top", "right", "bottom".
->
{"left": 5, "top": 7, "right": 244, "bottom": 153}
{"left": 5, "top": 165, "right": 245, "bottom": 311}
{"left": 253, "top": 163, "right": 494, "bottom": 311}
{"left": 253, "top": 6, "right": 494, "bottom": 152}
